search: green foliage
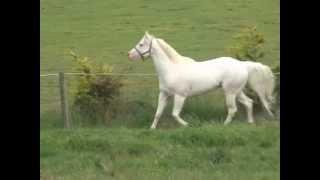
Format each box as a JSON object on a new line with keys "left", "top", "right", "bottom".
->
{"left": 69, "top": 50, "right": 123, "bottom": 123}
{"left": 227, "top": 26, "right": 265, "bottom": 61}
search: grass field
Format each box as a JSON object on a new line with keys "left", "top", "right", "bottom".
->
{"left": 41, "top": 122, "right": 279, "bottom": 180}
{"left": 40, "top": 0, "right": 279, "bottom": 73}
{"left": 40, "top": 0, "right": 279, "bottom": 179}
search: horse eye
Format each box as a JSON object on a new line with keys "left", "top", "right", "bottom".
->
{"left": 139, "top": 44, "right": 143, "bottom": 47}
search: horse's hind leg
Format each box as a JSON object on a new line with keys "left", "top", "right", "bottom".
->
{"left": 237, "top": 91, "right": 254, "bottom": 123}
{"left": 224, "top": 93, "right": 238, "bottom": 125}
{"left": 172, "top": 94, "right": 189, "bottom": 127}
{"left": 257, "top": 92, "right": 274, "bottom": 118}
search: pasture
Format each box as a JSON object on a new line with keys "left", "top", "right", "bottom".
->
{"left": 40, "top": 0, "right": 279, "bottom": 179}
{"left": 41, "top": 122, "right": 279, "bottom": 180}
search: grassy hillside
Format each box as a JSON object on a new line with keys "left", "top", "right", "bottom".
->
{"left": 41, "top": 122, "right": 279, "bottom": 180}
{"left": 40, "top": 0, "right": 279, "bottom": 74}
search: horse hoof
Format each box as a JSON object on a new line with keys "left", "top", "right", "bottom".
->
{"left": 248, "top": 122, "right": 256, "bottom": 126}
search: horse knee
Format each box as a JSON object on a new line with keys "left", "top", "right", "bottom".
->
{"left": 228, "top": 106, "right": 237, "bottom": 114}
{"left": 172, "top": 112, "right": 179, "bottom": 118}
{"left": 246, "top": 99, "right": 253, "bottom": 108}
{"left": 238, "top": 94, "right": 253, "bottom": 109}
{"left": 154, "top": 114, "right": 161, "bottom": 120}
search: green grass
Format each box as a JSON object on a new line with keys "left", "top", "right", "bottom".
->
{"left": 41, "top": 121, "right": 279, "bottom": 180}
{"left": 41, "top": 0, "right": 279, "bottom": 179}
{"left": 41, "top": 0, "right": 279, "bottom": 74}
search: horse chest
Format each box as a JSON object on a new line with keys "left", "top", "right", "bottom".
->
{"left": 158, "top": 77, "right": 185, "bottom": 94}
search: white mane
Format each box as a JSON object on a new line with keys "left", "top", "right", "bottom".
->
{"left": 156, "top": 38, "right": 195, "bottom": 63}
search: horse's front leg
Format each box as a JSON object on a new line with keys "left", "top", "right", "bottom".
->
{"left": 150, "top": 91, "right": 169, "bottom": 129}
{"left": 172, "top": 94, "right": 189, "bottom": 127}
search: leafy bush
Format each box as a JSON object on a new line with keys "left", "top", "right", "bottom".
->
{"left": 227, "top": 25, "right": 265, "bottom": 61}
{"left": 69, "top": 50, "right": 123, "bottom": 123}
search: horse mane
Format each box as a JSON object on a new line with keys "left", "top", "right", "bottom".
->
{"left": 156, "top": 38, "right": 195, "bottom": 63}
{"left": 157, "top": 39, "right": 181, "bottom": 59}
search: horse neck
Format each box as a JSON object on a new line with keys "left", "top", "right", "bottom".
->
{"left": 150, "top": 40, "right": 174, "bottom": 77}
{"left": 157, "top": 38, "right": 196, "bottom": 63}
{"left": 157, "top": 39, "right": 182, "bottom": 63}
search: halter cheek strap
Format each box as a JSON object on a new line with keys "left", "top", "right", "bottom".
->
{"left": 134, "top": 39, "right": 153, "bottom": 61}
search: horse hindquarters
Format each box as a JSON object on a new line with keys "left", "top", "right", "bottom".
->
{"left": 244, "top": 62, "right": 275, "bottom": 117}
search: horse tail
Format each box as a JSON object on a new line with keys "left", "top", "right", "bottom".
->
{"left": 243, "top": 61, "right": 275, "bottom": 117}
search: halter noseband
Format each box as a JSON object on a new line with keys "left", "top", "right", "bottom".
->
{"left": 134, "top": 38, "right": 153, "bottom": 61}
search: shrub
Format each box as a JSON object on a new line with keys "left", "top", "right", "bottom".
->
{"left": 69, "top": 50, "right": 123, "bottom": 123}
{"left": 227, "top": 25, "right": 265, "bottom": 61}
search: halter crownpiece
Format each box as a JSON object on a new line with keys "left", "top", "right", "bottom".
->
{"left": 134, "top": 38, "right": 153, "bottom": 61}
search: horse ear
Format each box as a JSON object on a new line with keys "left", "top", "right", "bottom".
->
{"left": 145, "top": 31, "right": 153, "bottom": 40}
{"left": 145, "top": 31, "right": 150, "bottom": 38}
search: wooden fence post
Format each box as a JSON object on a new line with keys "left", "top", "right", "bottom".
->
{"left": 59, "top": 72, "right": 71, "bottom": 128}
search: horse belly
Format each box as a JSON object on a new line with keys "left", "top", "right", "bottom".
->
{"left": 188, "top": 78, "right": 221, "bottom": 96}
{"left": 167, "top": 67, "right": 221, "bottom": 96}
{"left": 171, "top": 76, "right": 219, "bottom": 96}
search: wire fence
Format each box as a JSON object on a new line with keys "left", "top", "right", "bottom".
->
{"left": 40, "top": 71, "right": 280, "bottom": 129}
{"left": 40, "top": 72, "right": 161, "bottom": 128}
{"left": 40, "top": 72, "right": 280, "bottom": 77}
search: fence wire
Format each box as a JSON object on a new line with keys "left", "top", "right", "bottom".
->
{"left": 40, "top": 72, "right": 280, "bottom": 128}
{"left": 40, "top": 73, "right": 160, "bottom": 128}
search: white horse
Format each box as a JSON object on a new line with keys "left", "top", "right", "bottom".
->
{"left": 128, "top": 32, "right": 275, "bottom": 129}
